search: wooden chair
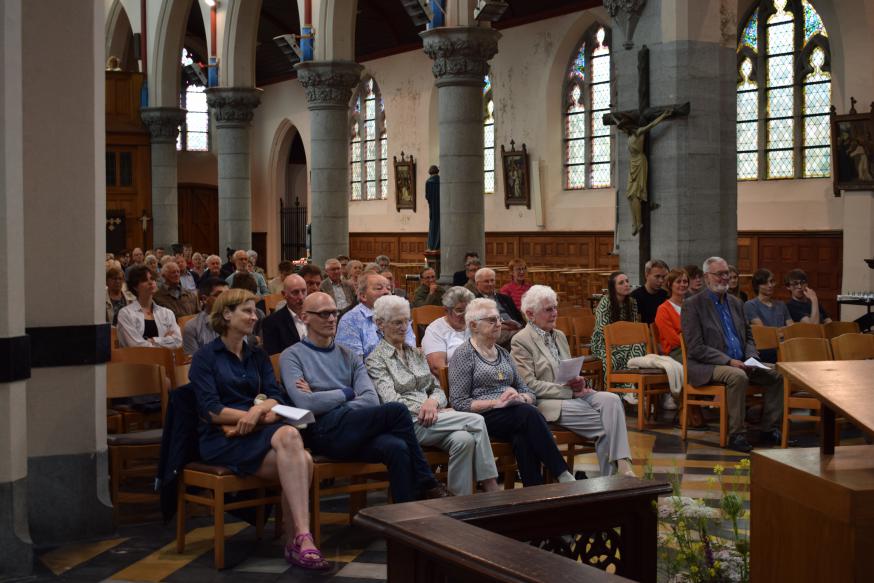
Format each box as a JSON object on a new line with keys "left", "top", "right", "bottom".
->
{"left": 751, "top": 325, "right": 779, "bottom": 354}
{"left": 570, "top": 314, "right": 595, "bottom": 356}
{"left": 270, "top": 353, "right": 282, "bottom": 383}
{"left": 649, "top": 324, "right": 661, "bottom": 355}
{"left": 779, "top": 337, "right": 832, "bottom": 448}
{"left": 176, "top": 463, "right": 282, "bottom": 569}
{"left": 106, "top": 362, "right": 169, "bottom": 522}
{"left": 176, "top": 314, "right": 197, "bottom": 329}
{"left": 779, "top": 322, "right": 825, "bottom": 341}
{"left": 604, "top": 322, "right": 670, "bottom": 430}
{"left": 174, "top": 363, "right": 191, "bottom": 387}
{"left": 559, "top": 306, "right": 592, "bottom": 320}
{"left": 823, "top": 320, "right": 860, "bottom": 340}
{"left": 111, "top": 346, "right": 184, "bottom": 430}
{"left": 554, "top": 316, "right": 573, "bottom": 351}
{"left": 679, "top": 336, "right": 728, "bottom": 448}
{"left": 412, "top": 305, "right": 445, "bottom": 346}
{"left": 830, "top": 332, "right": 874, "bottom": 360}
{"left": 263, "top": 292, "right": 284, "bottom": 314}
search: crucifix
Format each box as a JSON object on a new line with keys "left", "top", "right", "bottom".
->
{"left": 603, "top": 45, "right": 690, "bottom": 278}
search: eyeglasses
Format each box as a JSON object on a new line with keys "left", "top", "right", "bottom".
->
{"left": 788, "top": 280, "right": 807, "bottom": 288}
{"left": 476, "top": 316, "right": 500, "bottom": 325}
{"left": 385, "top": 318, "right": 410, "bottom": 328}
{"left": 451, "top": 307, "right": 467, "bottom": 316}
{"left": 306, "top": 310, "right": 338, "bottom": 320}
{"left": 709, "top": 271, "right": 731, "bottom": 279}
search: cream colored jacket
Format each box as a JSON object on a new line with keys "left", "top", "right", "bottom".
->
{"left": 510, "top": 324, "right": 574, "bottom": 422}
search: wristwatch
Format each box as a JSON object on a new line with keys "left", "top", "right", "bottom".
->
{"left": 254, "top": 393, "right": 268, "bottom": 406}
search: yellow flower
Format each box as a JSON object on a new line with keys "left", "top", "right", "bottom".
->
{"left": 739, "top": 458, "right": 751, "bottom": 470}
{"left": 691, "top": 565, "right": 699, "bottom": 573}
{"left": 713, "top": 464, "right": 725, "bottom": 476}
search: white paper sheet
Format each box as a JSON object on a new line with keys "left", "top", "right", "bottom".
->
{"left": 271, "top": 404, "right": 315, "bottom": 425}
{"left": 556, "top": 356, "right": 586, "bottom": 384}
{"left": 743, "top": 357, "right": 770, "bottom": 370}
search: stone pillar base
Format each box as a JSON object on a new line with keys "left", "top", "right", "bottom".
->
{"left": 0, "top": 478, "right": 33, "bottom": 579}
{"left": 27, "top": 451, "right": 112, "bottom": 545}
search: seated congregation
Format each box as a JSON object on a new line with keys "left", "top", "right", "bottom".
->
{"left": 102, "top": 244, "right": 863, "bottom": 571}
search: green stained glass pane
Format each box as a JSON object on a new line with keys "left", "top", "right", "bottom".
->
{"left": 767, "top": 21, "right": 794, "bottom": 54}
{"left": 767, "top": 54, "right": 793, "bottom": 86}
{"left": 566, "top": 164, "right": 585, "bottom": 189}
{"left": 351, "top": 162, "right": 362, "bottom": 181}
{"left": 365, "top": 98, "right": 375, "bottom": 119}
{"left": 566, "top": 139, "right": 585, "bottom": 164}
{"left": 351, "top": 140, "right": 361, "bottom": 162}
{"left": 737, "top": 152, "right": 758, "bottom": 180}
{"left": 768, "top": 86, "right": 793, "bottom": 118}
{"left": 591, "top": 136, "right": 610, "bottom": 163}
{"left": 351, "top": 182, "right": 362, "bottom": 200}
{"left": 591, "top": 54, "right": 609, "bottom": 83}
{"left": 366, "top": 160, "right": 376, "bottom": 182}
{"left": 566, "top": 111, "right": 585, "bottom": 140}
{"left": 484, "top": 147, "right": 494, "bottom": 172}
{"left": 738, "top": 121, "right": 758, "bottom": 150}
{"left": 804, "top": 81, "right": 830, "bottom": 115}
{"left": 380, "top": 137, "right": 387, "bottom": 158}
{"left": 804, "top": 146, "right": 830, "bottom": 177}
{"left": 591, "top": 110, "right": 610, "bottom": 136}
{"left": 366, "top": 180, "right": 376, "bottom": 200}
{"left": 742, "top": 11, "right": 758, "bottom": 50}
{"left": 591, "top": 82, "right": 610, "bottom": 111}
{"left": 381, "top": 159, "right": 387, "bottom": 179}
{"left": 803, "top": 0, "right": 827, "bottom": 44}
{"left": 485, "top": 170, "right": 494, "bottom": 193}
{"left": 737, "top": 89, "right": 758, "bottom": 122}
{"left": 365, "top": 119, "right": 375, "bottom": 139}
{"left": 365, "top": 140, "right": 376, "bottom": 161}
{"left": 768, "top": 149, "right": 794, "bottom": 178}
{"left": 804, "top": 115, "right": 830, "bottom": 147}
{"left": 768, "top": 118, "right": 794, "bottom": 148}
{"left": 591, "top": 163, "right": 610, "bottom": 188}
{"left": 484, "top": 122, "right": 495, "bottom": 147}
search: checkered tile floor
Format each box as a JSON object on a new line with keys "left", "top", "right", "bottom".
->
{"left": 22, "top": 413, "right": 866, "bottom": 582}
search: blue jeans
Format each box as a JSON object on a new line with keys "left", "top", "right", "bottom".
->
{"left": 304, "top": 402, "right": 437, "bottom": 502}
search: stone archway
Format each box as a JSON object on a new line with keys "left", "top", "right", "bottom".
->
{"left": 266, "top": 119, "right": 308, "bottom": 262}
{"left": 105, "top": 0, "right": 137, "bottom": 71}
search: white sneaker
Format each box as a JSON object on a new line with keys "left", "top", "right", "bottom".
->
{"left": 662, "top": 394, "right": 678, "bottom": 410}
{"left": 622, "top": 393, "right": 638, "bottom": 406}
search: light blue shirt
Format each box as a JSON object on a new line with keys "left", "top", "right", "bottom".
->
{"left": 335, "top": 302, "right": 415, "bottom": 358}
{"left": 225, "top": 271, "right": 270, "bottom": 296}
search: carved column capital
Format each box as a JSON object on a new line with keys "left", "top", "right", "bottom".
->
{"left": 294, "top": 61, "right": 364, "bottom": 110}
{"left": 205, "top": 87, "right": 262, "bottom": 126}
{"left": 603, "top": 0, "right": 647, "bottom": 50}
{"left": 140, "top": 107, "right": 186, "bottom": 143}
{"left": 420, "top": 27, "right": 501, "bottom": 86}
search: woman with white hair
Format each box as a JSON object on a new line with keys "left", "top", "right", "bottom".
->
{"left": 511, "top": 285, "right": 634, "bottom": 477}
{"left": 367, "top": 295, "right": 500, "bottom": 496}
{"left": 448, "top": 298, "right": 575, "bottom": 487}
{"left": 421, "top": 286, "right": 474, "bottom": 377}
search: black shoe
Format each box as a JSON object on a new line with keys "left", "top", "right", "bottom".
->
{"left": 759, "top": 429, "right": 795, "bottom": 447}
{"left": 574, "top": 471, "right": 588, "bottom": 480}
{"left": 728, "top": 434, "right": 753, "bottom": 453}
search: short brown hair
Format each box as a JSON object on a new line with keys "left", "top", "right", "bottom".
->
{"left": 508, "top": 257, "right": 527, "bottom": 271}
{"left": 210, "top": 289, "right": 257, "bottom": 336}
{"left": 231, "top": 272, "right": 258, "bottom": 293}
{"left": 106, "top": 267, "right": 124, "bottom": 282}
{"left": 665, "top": 268, "right": 688, "bottom": 291}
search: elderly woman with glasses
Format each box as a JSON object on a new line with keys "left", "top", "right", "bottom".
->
{"left": 366, "top": 295, "right": 500, "bottom": 496}
{"left": 448, "top": 298, "right": 575, "bottom": 487}
{"left": 510, "top": 286, "right": 633, "bottom": 477}
{"left": 421, "top": 286, "right": 475, "bottom": 377}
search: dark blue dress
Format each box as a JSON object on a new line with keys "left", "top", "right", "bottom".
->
{"left": 189, "top": 338, "right": 288, "bottom": 475}
{"left": 425, "top": 175, "right": 440, "bottom": 250}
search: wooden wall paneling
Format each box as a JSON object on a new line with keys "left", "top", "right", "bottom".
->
{"left": 177, "top": 183, "right": 218, "bottom": 255}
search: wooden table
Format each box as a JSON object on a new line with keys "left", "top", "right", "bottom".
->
{"left": 751, "top": 360, "right": 874, "bottom": 582}
{"left": 777, "top": 360, "right": 874, "bottom": 454}
{"left": 355, "top": 476, "right": 671, "bottom": 583}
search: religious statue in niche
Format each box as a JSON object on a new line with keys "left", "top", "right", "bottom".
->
{"left": 425, "top": 165, "right": 440, "bottom": 250}
{"left": 500, "top": 141, "right": 531, "bottom": 209}
{"left": 608, "top": 108, "right": 675, "bottom": 236}
{"left": 393, "top": 151, "right": 416, "bottom": 212}
{"left": 831, "top": 99, "right": 874, "bottom": 194}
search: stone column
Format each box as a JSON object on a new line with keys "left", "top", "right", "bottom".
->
{"left": 0, "top": 0, "right": 33, "bottom": 577}
{"left": 295, "top": 61, "right": 363, "bottom": 265}
{"left": 22, "top": 0, "right": 112, "bottom": 543}
{"left": 610, "top": 0, "right": 736, "bottom": 282}
{"left": 421, "top": 27, "right": 500, "bottom": 283}
{"left": 206, "top": 87, "right": 262, "bottom": 253}
{"left": 141, "top": 107, "right": 185, "bottom": 249}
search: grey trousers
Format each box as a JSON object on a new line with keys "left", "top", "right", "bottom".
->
{"left": 413, "top": 410, "right": 499, "bottom": 496}
{"left": 556, "top": 392, "right": 632, "bottom": 476}
{"left": 711, "top": 365, "right": 783, "bottom": 436}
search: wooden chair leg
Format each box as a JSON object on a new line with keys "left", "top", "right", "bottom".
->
{"left": 681, "top": 393, "right": 688, "bottom": 441}
{"left": 213, "top": 481, "right": 225, "bottom": 569}
{"left": 176, "top": 478, "right": 186, "bottom": 553}
{"left": 781, "top": 384, "right": 790, "bottom": 448}
{"left": 718, "top": 393, "right": 728, "bottom": 448}
{"left": 636, "top": 388, "right": 645, "bottom": 431}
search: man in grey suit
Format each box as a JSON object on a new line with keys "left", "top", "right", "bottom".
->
{"left": 320, "top": 258, "right": 356, "bottom": 311}
{"left": 682, "top": 257, "right": 784, "bottom": 453}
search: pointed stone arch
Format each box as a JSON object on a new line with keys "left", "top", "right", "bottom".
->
{"left": 151, "top": 0, "right": 195, "bottom": 106}
{"left": 105, "top": 0, "right": 137, "bottom": 71}
{"left": 314, "top": 0, "right": 357, "bottom": 61}
{"left": 220, "top": 0, "right": 262, "bottom": 88}
{"left": 265, "top": 118, "right": 308, "bottom": 266}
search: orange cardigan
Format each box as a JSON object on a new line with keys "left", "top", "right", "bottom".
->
{"left": 654, "top": 300, "right": 682, "bottom": 355}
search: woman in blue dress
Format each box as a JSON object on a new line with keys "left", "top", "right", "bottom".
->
{"left": 189, "top": 288, "right": 328, "bottom": 570}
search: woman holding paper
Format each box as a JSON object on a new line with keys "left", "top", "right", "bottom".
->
{"left": 189, "top": 288, "right": 328, "bottom": 570}
{"left": 366, "top": 295, "right": 500, "bottom": 496}
{"left": 510, "top": 286, "right": 634, "bottom": 477}
{"left": 448, "top": 298, "right": 574, "bottom": 487}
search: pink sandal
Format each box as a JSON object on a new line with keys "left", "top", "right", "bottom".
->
{"left": 285, "top": 532, "right": 330, "bottom": 570}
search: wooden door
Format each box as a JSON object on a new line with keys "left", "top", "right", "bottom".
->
{"left": 178, "top": 183, "right": 218, "bottom": 255}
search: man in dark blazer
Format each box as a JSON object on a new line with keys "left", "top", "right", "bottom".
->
{"left": 473, "top": 267, "right": 525, "bottom": 348}
{"left": 681, "top": 257, "right": 784, "bottom": 453}
{"left": 261, "top": 274, "right": 307, "bottom": 355}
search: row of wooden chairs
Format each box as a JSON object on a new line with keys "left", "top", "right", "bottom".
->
{"left": 752, "top": 321, "right": 861, "bottom": 353}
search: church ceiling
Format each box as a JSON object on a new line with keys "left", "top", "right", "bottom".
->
{"left": 254, "top": 0, "right": 600, "bottom": 86}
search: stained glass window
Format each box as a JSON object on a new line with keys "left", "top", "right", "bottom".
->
{"left": 484, "top": 74, "right": 495, "bottom": 194}
{"left": 737, "top": 0, "right": 831, "bottom": 180}
{"left": 349, "top": 77, "right": 388, "bottom": 201}
{"left": 177, "top": 48, "right": 209, "bottom": 152}
{"left": 563, "top": 25, "right": 612, "bottom": 190}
